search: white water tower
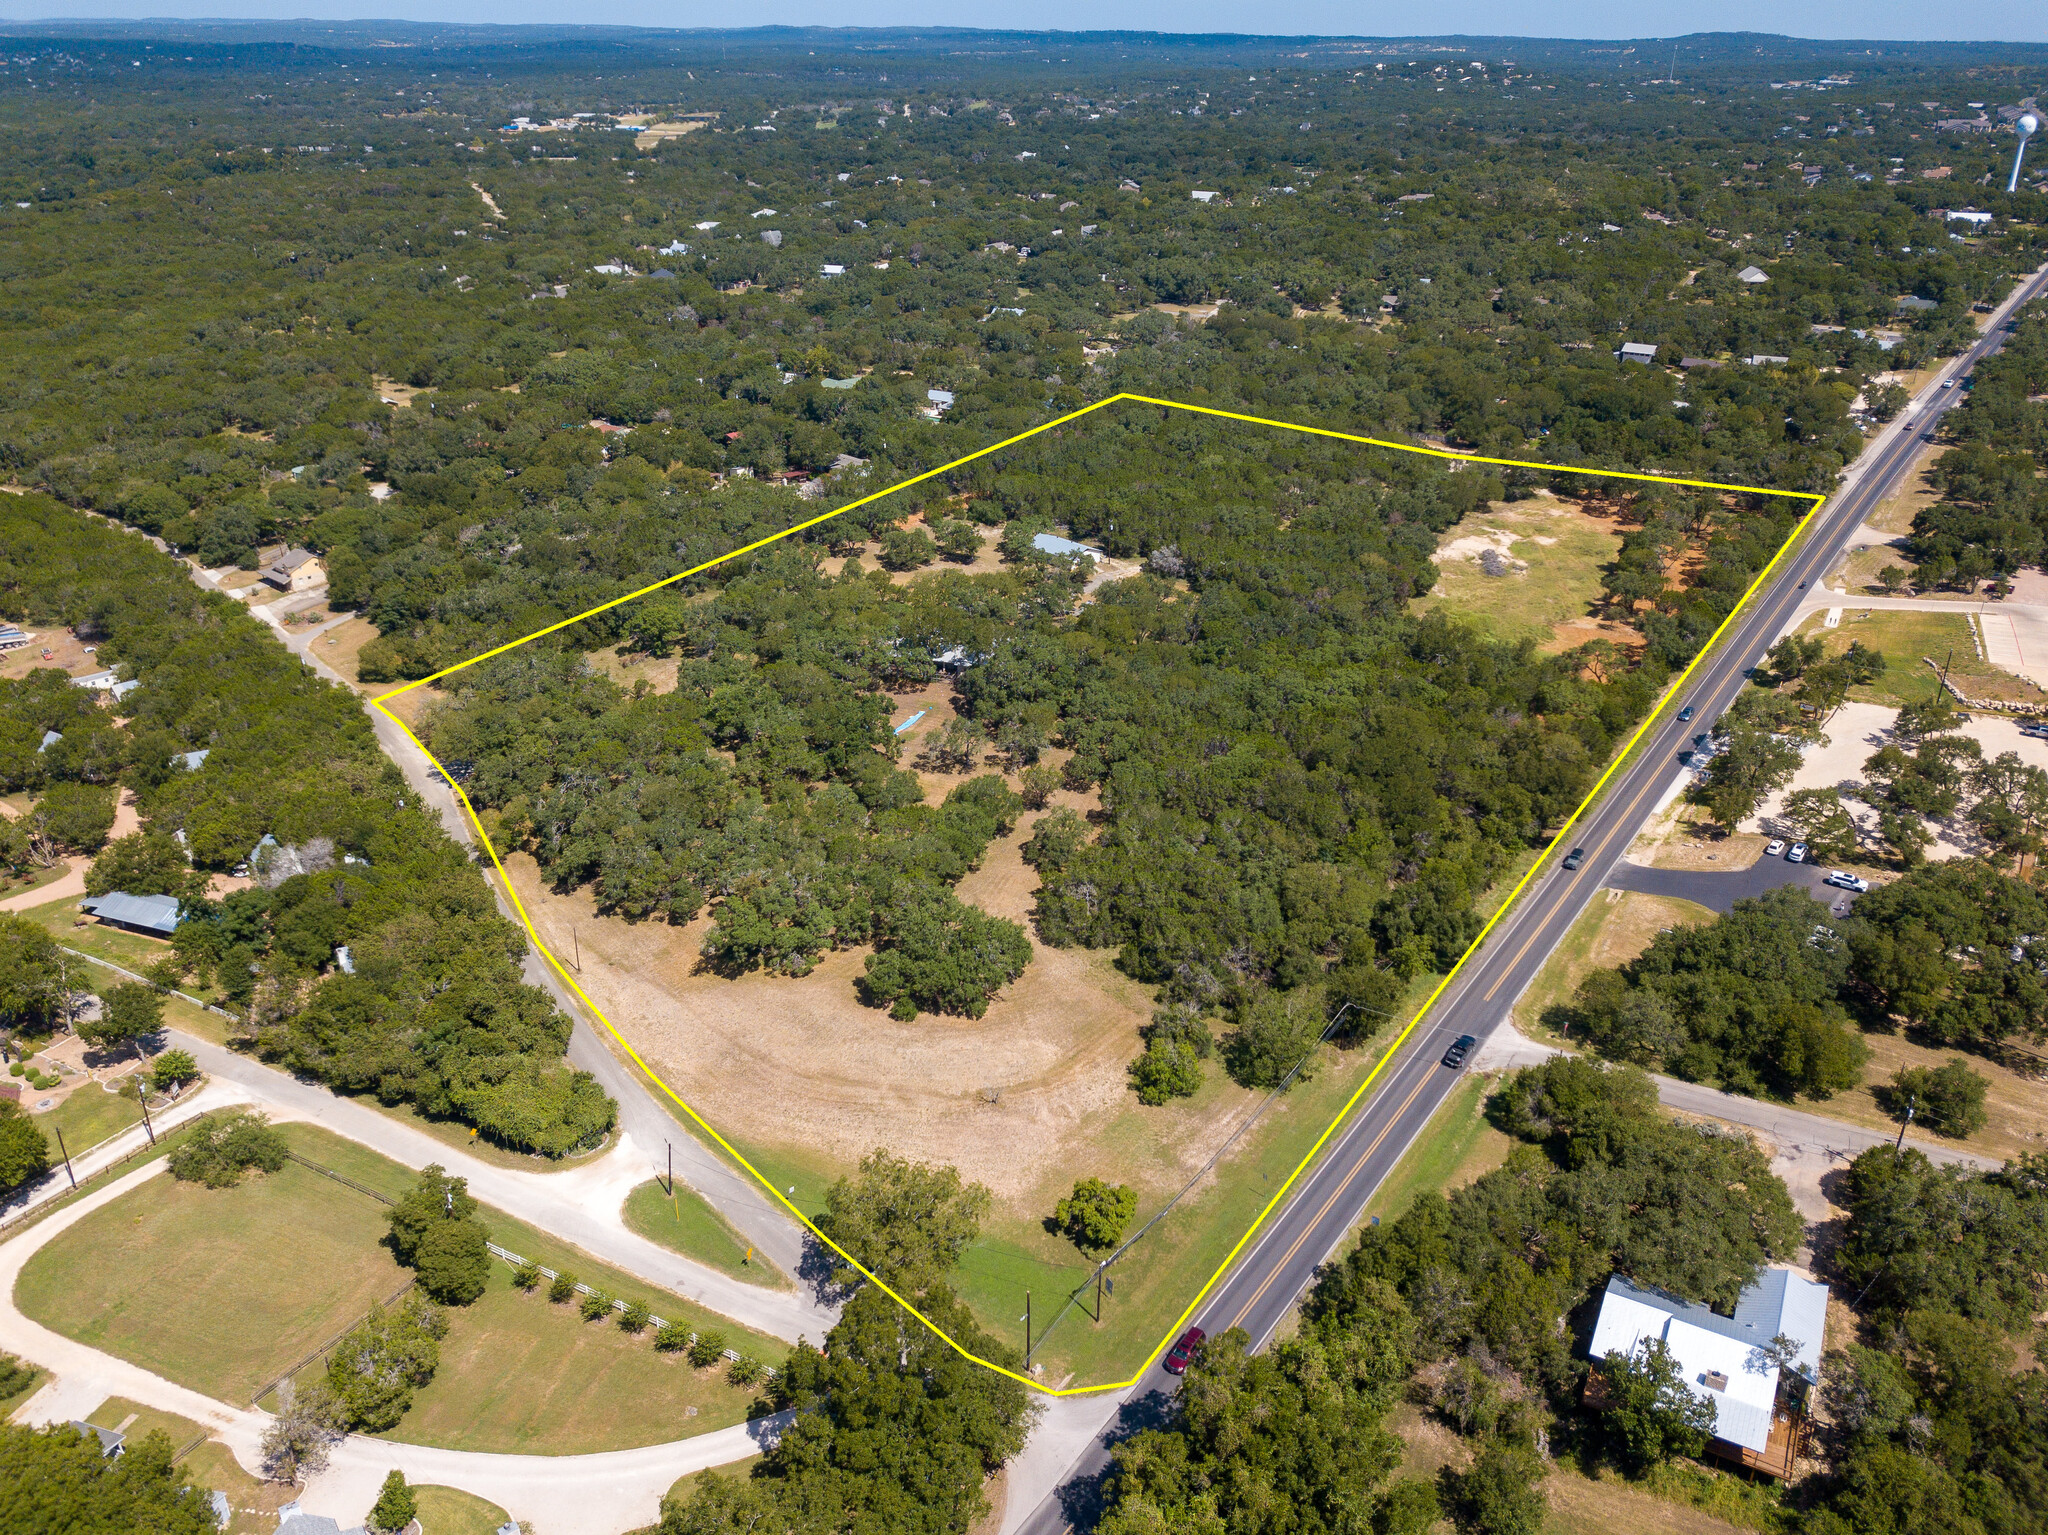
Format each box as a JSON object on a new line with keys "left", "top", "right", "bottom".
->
{"left": 2013, "top": 111, "right": 2040, "bottom": 195}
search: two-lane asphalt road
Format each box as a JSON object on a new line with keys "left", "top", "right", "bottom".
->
{"left": 1009, "top": 263, "right": 2048, "bottom": 1535}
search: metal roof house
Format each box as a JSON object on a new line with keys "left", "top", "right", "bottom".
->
{"left": 79, "top": 891, "right": 182, "bottom": 939}
{"left": 0, "top": 624, "right": 28, "bottom": 651}
{"left": 1616, "top": 342, "right": 1661, "bottom": 365}
{"left": 1587, "top": 1268, "right": 1827, "bottom": 1477}
{"left": 1737, "top": 265, "right": 1770, "bottom": 283}
{"left": 72, "top": 668, "right": 140, "bottom": 702}
{"left": 1032, "top": 533, "right": 1104, "bottom": 560}
{"left": 274, "top": 1502, "right": 366, "bottom": 1535}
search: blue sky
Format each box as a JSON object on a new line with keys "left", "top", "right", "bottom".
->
{"left": 1, "top": 2, "right": 2041, "bottom": 43}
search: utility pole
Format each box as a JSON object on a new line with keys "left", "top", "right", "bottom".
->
{"left": 136, "top": 1078, "right": 155, "bottom": 1146}
{"left": 666, "top": 1140, "right": 673, "bottom": 1196}
{"left": 1023, "top": 1290, "right": 1031, "bottom": 1359}
{"left": 1894, "top": 1095, "right": 1916, "bottom": 1156}
{"left": 54, "top": 1126, "right": 75, "bottom": 1190}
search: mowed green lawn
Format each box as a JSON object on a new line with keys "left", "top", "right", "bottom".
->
{"left": 411, "top": 1486, "right": 513, "bottom": 1535}
{"left": 622, "top": 1178, "right": 790, "bottom": 1288}
{"left": 23, "top": 1121, "right": 783, "bottom": 1452}
{"left": 390, "top": 1263, "right": 764, "bottom": 1454}
{"left": 32, "top": 1080, "right": 144, "bottom": 1158}
{"left": 18, "top": 1158, "right": 407, "bottom": 1403}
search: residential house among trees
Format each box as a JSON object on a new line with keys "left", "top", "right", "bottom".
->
{"left": 1586, "top": 1268, "right": 1828, "bottom": 1477}
{"left": 78, "top": 891, "right": 182, "bottom": 939}
{"left": 262, "top": 548, "right": 326, "bottom": 593}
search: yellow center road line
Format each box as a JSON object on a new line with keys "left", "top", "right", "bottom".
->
{"left": 1223, "top": 1053, "right": 1444, "bottom": 1335}
{"left": 1483, "top": 762, "right": 1671, "bottom": 1001}
{"left": 369, "top": 391, "right": 1829, "bottom": 1398}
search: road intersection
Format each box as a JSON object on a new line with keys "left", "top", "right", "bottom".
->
{"left": 1002, "top": 262, "right": 2048, "bottom": 1534}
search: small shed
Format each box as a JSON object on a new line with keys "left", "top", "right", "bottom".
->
{"left": 79, "top": 891, "right": 182, "bottom": 939}
{"left": 263, "top": 549, "right": 326, "bottom": 593}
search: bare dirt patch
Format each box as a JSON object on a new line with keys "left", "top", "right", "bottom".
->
{"left": 314, "top": 616, "right": 387, "bottom": 685}
{"left": 0, "top": 625, "right": 99, "bottom": 682}
{"left": 1629, "top": 804, "right": 1770, "bottom": 871}
{"left": 585, "top": 645, "right": 683, "bottom": 696}
{"left": 1413, "top": 494, "right": 1629, "bottom": 651}
{"left": 372, "top": 374, "right": 427, "bottom": 408}
{"left": 497, "top": 819, "right": 1258, "bottom": 1211}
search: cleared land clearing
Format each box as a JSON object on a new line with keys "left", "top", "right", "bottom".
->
{"left": 498, "top": 827, "right": 1246, "bottom": 1210}
{"left": 17, "top": 1151, "right": 408, "bottom": 1403}
{"left": 1412, "top": 494, "right": 1633, "bottom": 651}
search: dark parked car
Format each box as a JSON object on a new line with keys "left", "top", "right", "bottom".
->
{"left": 1164, "top": 1326, "right": 1207, "bottom": 1375}
{"left": 1442, "top": 1034, "right": 1477, "bottom": 1068}
{"left": 1562, "top": 847, "right": 1586, "bottom": 870}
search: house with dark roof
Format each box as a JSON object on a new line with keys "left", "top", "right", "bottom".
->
{"left": 262, "top": 549, "right": 326, "bottom": 593}
{"left": 68, "top": 1421, "right": 124, "bottom": 1457}
{"left": 79, "top": 891, "right": 182, "bottom": 939}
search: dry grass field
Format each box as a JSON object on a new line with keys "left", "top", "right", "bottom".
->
{"left": 1412, "top": 494, "right": 1634, "bottom": 653}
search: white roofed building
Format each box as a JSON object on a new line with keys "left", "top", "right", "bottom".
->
{"left": 1586, "top": 1268, "right": 1826, "bottom": 1477}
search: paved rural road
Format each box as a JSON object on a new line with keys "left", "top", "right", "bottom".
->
{"left": 0, "top": 1154, "right": 797, "bottom": 1534}
{"left": 243, "top": 584, "right": 818, "bottom": 1286}
{"left": 1003, "top": 264, "right": 2048, "bottom": 1535}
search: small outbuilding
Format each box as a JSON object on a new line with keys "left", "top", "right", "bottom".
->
{"left": 1031, "top": 532, "right": 1104, "bottom": 560}
{"left": 1615, "top": 342, "right": 1661, "bottom": 365}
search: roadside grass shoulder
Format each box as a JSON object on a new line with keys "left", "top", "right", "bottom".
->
{"left": 1012, "top": 978, "right": 1440, "bottom": 1381}
{"left": 623, "top": 1178, "right": 790, "bottom": 1289}
{"left": 1356, "top": 1071, "right": 1512, "bottom": 1230}
{"left": 1513, "top": 889, "right": 1717, "bottom": 1041}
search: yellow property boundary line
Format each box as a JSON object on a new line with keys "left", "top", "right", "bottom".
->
{"left": 371, "top": 392, "right": 1827, "bottom": 1397}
